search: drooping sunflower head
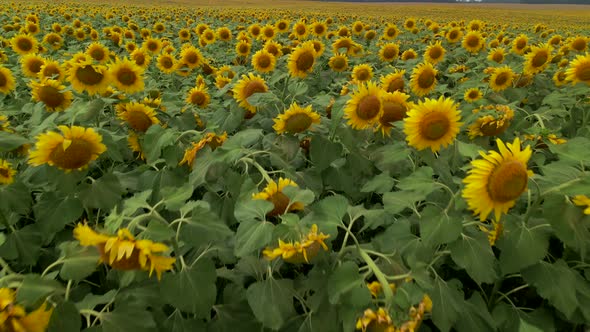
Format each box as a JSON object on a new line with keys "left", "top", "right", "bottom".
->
{"left": 462, "top": 137, "right": 533, "bottom": 221}
{"left": 489, "top": 65, "right": 515, "bottom": 92}
{"left": 376, "top": 91, "right": 411, "bottom": 136}
{"left": 288, "top": 43, "right": 316, "bottom": 78}
{"left": 67, "top": 61, "right": 110, "bottom": 95}
{"left": 116, "top": 102, "right": 160, "bottom": 132}
{"left": 410, "top": 62, "right": 438, "bottom": 97}
{"left": 464, "top": 87, "right": 483, "bottom": 103}
{"left": 424, "top": 41, "right": 446, "bottom": 64}
{"left": 251, "top": 49, "right": 276, "bottom": 73}
{"left": 273, "top": 103, "right": 321, "bottom": 135}
{"left": 262, "top": 224, "right": 330, "bottom": 264}
{"left": 381, "top": 69, "right": 406, "bottom": 93}
{"left": 524, "top": 43, "right": 553, "bottom": 75}
{"left": 0, "top": 66, "right": 16, "bottom": 94}
{"left": 378, "top": 43, "right": 400, "bottom": 62}
{"left": 328, "top": 52, "right": 348, "bottom": 72}
{"left": 179, "top": 132, "right": 228, "bottom": 168}
{"left": 109, "top": 58, "right": 145, "bottom": 94}
{"left": 462, "top": 31, "right": 485, "bottom": 53}
{"left": 403, "top": 95, "right": 462, "bottom": 152}
{"left": 0, "top": 159, "right": 16, "bottom": 185}
{"left": 233, "top": 73, "right": 268, "bottom": 113}
{"left": 20, "top": 54, "right": 45, "bottom": 78}
{"left": 467, "top": 104, "right": 515, "bottom": 139}
{"left": 355, "top": 308, "right": 395, "bottom": 332}
{"left": 352, "top": 63, "right": 373, "bottom": 82}
{"left": 565, "top": 53, "right": 590, "bottom": 86}
{"left": 252, "top": 178, "right": 305, "bottom": 217}
{"left": 344, "top": 81, "right": 384, "bottom": 130}
{"left": 28, "top": 126, "right": 107, "bottom": 172}
{"left": 185, "top": 85, "right": 210, "bottom": 108}
{"left": 30, "top": 79, "right": 73, "bottom": 112}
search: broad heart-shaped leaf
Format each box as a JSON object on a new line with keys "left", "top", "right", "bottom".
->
{"left": 382, "top": 191, "right": 424, "bottom": 214}
{"left": 497, "top": 219, "right": 550, "bottom": 275}
{"left": 163, "top": 310, "right": 206, "bottom": 332}
{"left": 360, "top": 173, "right": 395, "bottom": 193}
{"left": 246, "top": 278, "right": 295, "bottom": 331}
{"left": 160, "top": 184, "right": 194, "bottom": 211}
{"left": 522, "top": 260, "right": 579, "bottom": 319}
{"left": 48, "top": 301, "right": 81, "bottom": 332}
{"left": 143, "top": 125, "right": 176, "bottom": 164}
{"left": 78, "top": 173, "right": 125, "bottom": 211}
{"left": 396, "top": 166, "right": 436, "bottom": 196}
{"left": 0, "top": 181, "right": 32, "bottom": 214}
{"left": 543, "top": 194, "right": 590, "bottom": 259}
{"left": 419, "top": 206, "right": 462, "bottom": 247}
{"left": 327, "top": 261, "right": 370, "bottom": 306}
{"left": 100, "top": 305, "right": 157, "bottom": 332}
{"left": 234, "top": 199, "right": 274, "bottom": 223}
{"left": 536, "top": 162, "right": 590, "bottom": 196}
{"left": 0, "top": 225, "right": 43, "bottom": 265}
{"left": 33, "top": 192, "right": 84, "bottom": 235}
{"left": 16, "top": 274, "right": 65, "bottom": 306}
{"left": 457, "top": 141, "right": 482, "bottom": 160}
{"left": 449, "top": 230, "right": 497, "bottom": 284}
{"left": 75, "top": 290, "right": 118, "bottom": 311}
{"left": 160, "top": 258, "right": 216, "bottom": 318}
{"left": 58, "top": 242, "right": 100, "bottom": 281}
{"left": 304, "top": 194, "right": 349, "bottom": 238}
{"left": 234, "top": 220, "right": 274, "bottom": 257}
{"left": 0, "top": 131, "right": 29, "bottom": 152}
{"left": 548, "top": 137, "right": 590, "bottom": 164}
{"left": 431, "top": 279, "right": 464, "bottom": 332}
{"left": 178, "top": 202, "right": 233, "bottom": 249}
{"left": 453, "top": 292, "right": 496, "bottom": 332}
{"left": 309, "top": 134, "right": 343, "bottom": 171}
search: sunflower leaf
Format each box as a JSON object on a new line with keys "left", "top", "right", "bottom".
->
{"left": 310, "top": 134, "right": 343, "bottom": 171}
{"left": 246, "top": 278, "right": 295, "bottom": 331}
{"left": 0, "top": 131, "right": 29, "bottom": 152}
{"left": 497, "top": 219, "right": 550, "bottom": 274}
{"left": 234, "top": 219, "right": 274, "bottom": 257}
{"left": 449, "top": 229, "right": 498, "bottom": 284}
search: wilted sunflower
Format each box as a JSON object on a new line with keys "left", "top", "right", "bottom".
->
{"left": 68, "top": 61, "right": 110, "bottom": 95}
{"left": 381, "top": 70, "right": 406, "bottom": 93}
{"left": 356, "top": 308, "right": 395, "bottom": 332}
{"left": 565, "top": 53, "right": 590, "bottom": 85}
{"left": 344, "top": 81, "right": 383, "bottom": 130}
{"left": 410, "top": 62, "right": 438, "bottom": 97}
{"left": 404, "top": 96, "right": 462, "bottom": 152}
{"left": 366, "top": 281, "right": 397, "bottom": 298}
{"left": 233, "top": 73, "right": 268, "bottom": 113}
{"left": 186, "top": 85, "right": 210, "bottom": 108}
{"left": 252, "top": 49, "right": 276, "bottom": 73}
{"left": 424, "top": 41, "right": 445, "bottom": 64}
{"left": 11, "top": 34, "right": 38, "bottom": 55}
{"left": 464, "top": 87, "right": 483, "bottom": 103}
{"left": 0, "top": 66, "right": 16, "bottom": 94}
{"left": 487, "top": 48, "right": 506, "bottom": 64}
{"left": 86, "top": 42, "right": 110, "bottom": 63}
{"left": 0, "top": 159, "right": 16, "bottom": 185}
{"left": 462, "top": 137, "right": 533, "bottom": 221}
{"left": 462, "top": 31, "right": 485, "bottom": 53}
{"left": 378, "top": 43, "right": 400, "bottom": 62}
{"left": 288, "top": 43, "right": 316, "bottom": 78}
{"left": 263, "top": 224, "right": 330, "bottom": 263}
{"left": 273, "top": 103, "right": 320, "bottom": 134}
{"left": 29, "top": 125, "right": 106, "bottom": 171}
{"left": 30, "top": 79, "right": 73, "bottom": 112}
{"left": 572, "top": 195, "right": 590, "bottom": 215}
{"left": 376, "top": 91, "right": 411, "bottom": 136}
{"left": 117, "top": 102, "right": 160, "bottom": 132}
{"left": 252, "top": 178, "right": 305, "bottom": 217}
{"left": 468, "top": 104, "right": 514, "bottom": 139}
{"left": 328, "top": 52, "right": 348, "bottom": 72}
{"left": 524, "top": 43, "right": 552, "bottom": 75}
{"left": 20, "top": 54, "right": 45, "bottom": 78}
{"left": 489, "top": 66, "right": 515, "bottom": 92}
{"left": 179, "top": 132, "right": 227, "bottom": 168}
{"left": 352, "top": 64, "right": 373, "bottom": 82}
{"left": 109, "top": 58, "right": 145, "bottom": 94}
{"left": 0, "top": 288, "right": 53, "bottom": 332}
{"left": 74, "top": 223, "right": 176, "bottom": 280}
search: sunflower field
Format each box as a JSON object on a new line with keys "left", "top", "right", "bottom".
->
{"left": 0, "top": 0, "right": 589, "bottom": 331}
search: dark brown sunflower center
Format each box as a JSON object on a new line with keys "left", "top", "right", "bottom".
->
{"left": 577, "top": 64, "right": 590, "bottom": 81}
{"left": 572, "top": 39, "right": 586, "bottom": 51}
{"left": 38, "top": 86, "right": 65, "bottom": 108}
{"left": 356, "top": 95, "right": 381, "bottom": 120}
{"left": 449, "top": 31, "right": 458, "bottom": 40}
{"left": 28, "top": 59, "right": 44, "bottom": 74}
{"left": 557, "top": 72, "right": 567, "bottom": 81}
{"left": 243, "top": 81, "right": 267, "bottom": 98}
{"left": 134, "top": 54, "right": 146, "bottom": 66}
{"left": 90, "top": 48, "right": 105, "bottom": 61}
{"left": 97, "top": 244, "right": 142, "bottom": 270}
{"left": 487, "top": 160, "right": 528, "bottom": 203}
{"left": 403, "top": 52, "right": 416, "bottom": 60}
{"left": 468, "top": 91, "right": 480, "bottom": 99}
{"left": 17, "top": 38, "right": 33, "bottom": 51}
{"left": 495, "top": 72, "right": 510, "bottom": 86}
{"left": 126, "top": 110, "right": 153, "bottom": 132}
{"left": 252, "top": 27, "right": 260, "bottom": 35}
{"left": 0, "top": 74, "right": 6, "bottom": 87}
{"left": 264, "top": 29, "right": 273, "bottom": 38}
{"left": 386, "top": 28, "right": 396, "bottom": 37}
{"left": 117, "top": 68, "right": 137, "bottom": 86}
{"left": 429, "top": 47, "right": 443, "bottom": 59}
{"left": 418, "top": 70, "right": 435, "bottom": 89}
{"left": 296, "top": 25, "right": 306, "bottom": 35}
{"left": 268, "top": 192, "right": 291, "bottom": 217}
{"left": 76, "top": 65, "right": 104, "bottom": 85}
{"left": 532, "top": 52, "right": 548, "bottom": 68}
{"left": 161, "top": 57, "right": 174, "bottom": 68}
{"left": 493, "top": 52, "right": 504, "bottom": 62}
{"left": 220, "top": 31, "right": 230, "bottom": 39}
{"left": 315, "top": 25, "right": 324, "bottom": 34}
{"left": 332, "top": 57, "right": 346, "bottom": 70}
{"left": 382, "top": 47, "right": 397, "bottom": 60}
{"left": 190, "top": 92, "right": 206, "bottom": 105}
{"left": 266, "top": 45, "right": 279, "bottom": 56}
{"left": 467, "top": 36, "right": 480, "bottom": 48}
{"left": 356, "top": 69, "right": 370, "bottom": 81}
{"left": 0, "top": 168, "right": 9, "bottom": 178}
{"left": 147, "top": 42, "right": 158, "bottom": 51}
{"left": 239, "top": 44, "right": 249, "bottom": 53}
{"left": 380, "top": 101, "right": 407, "bottom": 125}
{"left": 181, "top": 31, "right": 189, "bottom": 38}
{"left": 278, "top": 22, "right": 287, "bottom": 30}
{"left": 49, "top": 138, "right": 94, "bottom": 169}
{"left": 257, "top": 55, "right": 271, "bottom": 68}
{"left": 516, "top": 40, "right": 526, "bottom": 49}
{"left": 204, "top": 32, "right": 214, "bottom": 40}
{"left": 387, "top": 77, "right": 404, "bottom": 92}
{"left": 296, "top": 51, "right": 315, "bottom": 71}
{"left": 420, "top": 112, "right": 450, "bottom": 140}
{"left": 184, "top": 52, "right": 198, "bottom": 64}
{"left": 480, "top": 119, "right": 510, "bottom": 136}
{"left": 284, "top": 113, "right": 313, "bottom": 133}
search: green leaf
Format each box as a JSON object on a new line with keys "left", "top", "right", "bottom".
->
{"left": 498, "top": 220, "right": 549, "bottom": 274}
{"left": 420, "top": 207, "right": 462, "bottom": 247}
{"left": 372, "top": 142, "right": 410, "bottom": 172}
{"left": 0, "top": 131, "right": 29, "bottom": 152}
{"left": 143, "top": 125, "right": 176, "bottom": 164}
{"left": 178, "top": 202, "right": 233, "bottom": 248}
{"left": 454, "top": 293, "right": 496, "bottom": 331}
{"left": 282, "top": 186, "right": 315, "bottom": 207}
{"left": 397, "top": 166, "right": 436, "bottom": 196}
{"left": 34, "top": 192, "right": 84, "bottom": 235}
{"left": 246, "top": 278, "right": 295, "bottom": 330}
{"left": 100, "top": 305, "right": 157, "bottom": 332}
{"left": 234, "top": 199, "right": 273, "bottom": 223}
{"left": 360, "top": 173, "right": 395, "bottom": 193}
{"left": 543, "top": 194, "right": 590, "bottom": 259}
{"left": 548, "top": 137, "right": 590, "bottom": 164}
{"left": 310, "top": 134, "right": 342, "bottom": 171}
{"left": 431, "top": 279, "right": 464, "bottom": 332}
{"left": 519, "top": 319, "right": 544, "bottom": 332}
{"left": 0, "top": 181, "right": 32, "bottom": 214}
{"left": 382, "top": 191, "right": 423, "bottom": 214}
{"left": 16, "top": 275, "right": 65, "bottom": 306}
{"left": 306, "top": 194, "right": 348, "bottom": 238}
{"left": 0, "top": 225, "right": 43, "bottom": 265}
{"left": 58, "top": 242, "right": 100, "bottom": 281}
{"left": 222, "top": 128, "right": 263, "bottom": 149}
{"left": 234, "top": 220, "right": 274, "bottom": 257}
{"left": 75, "top": 290, "right": 117, "bottom": 311}
{"left": 449, "top": 231, "right": 497, "bottom": 284}
{"left": 164, "top": 310, "right": 206, "bottom": 332}
{"left": 48, "top": 301, "right": 81, "bottom": 332}
{"left": 161, "top": 184, "right": 194, "bottom": 211}
{"left": 457, "top": 141, "right": 482, "bottom": 160}
{"left": 78, "top": 173, "right": 125, "bottom": 211}
{"left": 161, "top": 258, "right": 216, "bottom": 318}
{"left": 327, "top": 261, "right": 369, "bottom": 305}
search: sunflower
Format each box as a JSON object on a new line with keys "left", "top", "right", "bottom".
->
{"left": 11, "top": 34, "right": 38, "bottom": 55}
{"left": 332, "top": 37, "right": 355, "bottom": 55}
{"left": 273, "top": 103, "right": 320, "bottom": 135}
{"left": 565, "top": 53, "right": 590, "bottom": 86}
{"left": 248, "top": 23, "right": 262, "bottom": 39}
{"left": 401, "top": 49, "right": 417, "bottom": 61}
{"left": 20, "top": 54, "right": 45, "bottom": 78}
{"left": 404, "top": 18, "right": 416, "bottom": 31}
{"left": 424, "top": 41, "right": 446, "bottom": 64}
{"left": 156, "top": 53, "right": 176, "bottom": 74}
{"left": 0, "top": 289, "right": 53, "bottom": 332}
{"left": 252, "top": 178, "right": 305, "bottom": 217}
{"left": 37, "top": 59, "right": 64, "bottom": 81}
{"left": 462, "top": 31, "right": 485, "bottom": 53}
{"left": 310, "top": 21, "right": 327, "bottom": 37}
{"left": 382, "top": 24, "right": 399, "bottom": 40}
{"left": 462, "top": 137, "right": 533, "bottom": 221}
{"left": 179, "top": 132, "right": 227, "bottom": 168}
{"left": 378, "top": 43, "right": 400, "bottom": 62}
{"left": 487, "top": 48, "right": 506, "bottom": 64}
{"left": 233, "top": 73, "right": 268, "bottom": 113}
{"left": 511, "top": 34, "right": 528, "bottom": 55}
{"left": 326, "top": 53, "right": 347, "bottom": 74}
{"left": 288, "top": 43, "right": 316, "bottom": 78}
{"left": 116, "top": 102, "right": 160, "bottom": 132}
{"left": 131, "top": 48, "right": 151, "bottom": 68}
{"left": 186, "top": 85, "right": 210, "bottom": 108}
{"left": 0, "top": 66, "right": 16, "bottom": 94}
{"left": 142, "top": 37, "right": 162, "bottom": 54}
{"left": 572, "top": 195, "right": 590, "bottom": 215}
{"left": 553, "top": 70, "right": 568, "bottom": 86}
{"left": 480, "top": 220, "right": 504, "bottom": 246}
{"left": 352, "top": 64, "right": 373, "bottom": 82}
{"left": 376, "top": 91, "right": 411, "bottom": 136}
{"left": 0, "top": 159, "right": 16, "bottom": 185}
{"left": 109, "top": 58, "right": 145, "bottom": 94}
{"left": 467, "top": 104, "right": 514, "bottom": 139}
{"left": 464, "top": 88, "right": 483, "bottom": 103}
{"left": 30, "top": 79, "right": 73, "bottom": 112}
{"left": 569, "top": 36, "right": 588, "bottom": 52}
{"left": 410, "top": 62, "right": 438, "bottom": 97}
{"left": 524, "top": 43, "right": 552, "bottom": 75}
{"left": 403, "top": 96, "right": 462, "bottom": 152}
{"left": 260, "top": 25, "right": 276, "bottom": 41}
{"left": 292, "top": 21, "right": 309, "bottom": 40}
{"left": 68, "top": 61, "right": 110, "bottom": 95}
{"left": 42, "top": 32, "right": 63, "bottom": 50}
{"left": 367, "top": 281, "right": 396, "bottom": 298}
{"left": 29, "top": 126, "right": 106, "bottom": 171}
{"left": 86, "top": 42, "right": 110, "bottom": 63}
{"left": 344, "top": 81, "right": 383, "bottom": 130}
{"left": 489, "top": 65, "right": 515, "bottom": 92}
{"left": 264, "top": 40, "right": 283, "bottom": 57}
{"left": 355, "top": 308, "right": 395, "bottom": 332}
{"left": 0, "top": 115, "right": 12, "bottom": 133}
{"left": 263, "top": 224, "right": 329, "bottom": 263}
{"left": 217, "top": 27, "right": 232, "bottom": 41}
{"left": 201, "top": 28, "right": 216, "bottom": 45}
{"left": 446, "top": 27, "right": 463, "bottom": 43}
{"left": 381, "top": 70, "right": 405, "bottom": 93}
{"left": 73, "top": 223, "right": 175, "bottom": 280}
{"left": 252, "top": 49, "right": 276, "bottom": 73}
{"left": 276, "top": 19, "right": 290, "bottom": 33}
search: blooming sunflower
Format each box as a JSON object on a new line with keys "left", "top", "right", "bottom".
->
{"left": 569, "top": 36, "right": 588, "bottom": 52}
{"left": 68, "top": 61, "right": 110, "bottom": 95}
{"left": 487, "top": 48, "right": 506, "bottom": 64}
{"left": 273, "top": 103, "right": 320, "bottom": 135}
{"left": 263, "top": 224, "right": 329, "bottom": 263}
{"left": 264, "top": 40, "right": 283, "bottom": 58}
{"left": 180, "top": 46, "right": 203, "bottom": 69}
{"left": 142, "top": 37, "right": 162, "bottom": 54}
{"left": 20, "top": 54, "right": 45, "bottom": 78}
{"left": 462, "top": 137, "right": 533, "bottom": 221}
{"left": 378, "top": 43, "right": 400, "bottom": 62}
{"left": 43, "top": 32, "right": 63, "bottom": 50}
{"left": 565, "top": 53, "right": 590, "bottom": 85}
{"left": 524, "top": 43, "right": 552, "bottom": 75}
{"left": 355, "top": 308, "right": 395, "bottom": 332}
{"left": 233, "top": 73, "right": 268, "bottom": 113}
{"left": 553, "top": 70, "right": 568, "bottom": 86}
{"left": 310, "top": 21, "right": 327, "bottom": 37}
{"left": 86, "top": 42, "right": 110, "bottom": 63}
{"left": 376, "top": 91, "right": 411, "bottom": 136}
{"left": 344, "top": 81, "right": 384, "bottom": 130}
{"left": 292, "top": 21, "right": 309, "bottom": 40}
{"left": 116, "top": 102, "right": 160, "bottom": 132}
{"left": 73, "top": 223, "right": 175, "bottom": 280}
{"left": 401, "top": 49, "right": 418, "bottom": 61}
{"left": 328, "top": 53, "right": 348, "bottom": 72}
{"left": 381, "top": 70, "right": 406, "bottom": 93}
{"left": 38, "top": 60, "right": 65, "bottom": 82}
{"left": 109, "top": 58, "right": 145, "bottom": 94}
{"left": 252, "top": 178, "right": 305, "bottom": 217}
{"left": 251, "top": 49, "right": 276, "bottom": 73}
{"left": 288, "top": 43, "right": 316, "bottom": 78}
{"left": 0, "top": 115, "right": 12, "bottom": 133}
{"left": 382, "top": 24, "right": 399, "bottom": 40}
{"left": 179, "top": 132, "right": 227, "bottom": 168}
{"left": 352, "top": 64, "right": 373, "bottom": 82}
{"left": 30, "top": 79, "right": 73, "bottom": 112}
{"left": 572, "top": 195, "right": 590, "bottom": 215}
{"left": 446, "top": 27, "right": 463, "bottom": 43}
{"left": 410, "top": 62, "right": 438, "bottom": 97}
{"left": 464, "top": 87, "right": 483, "bottom": 103}
{"left": 0, "top": 288, "right": 53, "bottom": 332}
{"left": 403, "top": 96, "right": 462, "bottom": 152}
{"left": 512, "top": 34, "right": 528, "bottom": 55}
{"left": 462, "top": 31, "right": 485, "bottom": 54}
{"left": 0, "top": 159, "right": 16, "bottom": 185}
{"left": 186, "top": 85, "right": 210, "bottom": 108}
{"left": 467, "top": 104, "right": 514, "bottom": 139}
{"left": 489, "top": 66, "right": 515, "bottom": 92}
{"left": 11, "top": 34, "right": 38, "bottom": 55}
{"left": 0, "top": 66, "right": 16, "bottom": 94}
{"left": 29, "top": 126, "right": 107, "bottom": 172}
{"left": 155, "top": 53, "right": 176, "bottom": 74}
{"left": 424, "top": 41, "right": 445, "bottom": 64}
{"left": 127, "top": 131, "right": 145, "bottom": 160}
{"left": 131, "top": 48, "right": 151, "bottom": 68}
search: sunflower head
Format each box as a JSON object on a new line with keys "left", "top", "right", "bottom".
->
{"left": 464, "top": 87, "right": 483, "bottom": 103}
{"left": 410, "top": 62, "right": 438, "bottom": 97}
{"left": 288, "top": 43, "right": 316, "bottom": 78}
{"left": 30, "top": 79, "right": 73, "bottom": 112}
{"left": 0, "top": 66, "right": 16, "bottom": 94}
{"left": 328, "top": 53, "right": 348, "bottom": 72}
{"left": 467, "top": 104, "right": 514, "bottom": 139}
{"left": 68, "top": 61, "right": 109, "bottom": 95}
{"left": 252, "top": 178, "right": 305, "bottom": 217}
{"left": 116, "top": 102, "right": 160, "bottom": 132}
{"left": 0, "top": 159, "right": 16, "bottom": 185}
{"left": 252, "top": 49, "right": 276, "bottom": 73}
{"left": 565, "top": 53, "right": 590, "bottom": 86}
{"left": 109, "top": 58, "right": 145, "bottom": 94}
{"left": 379, "top": 43, "right": 400, "bottom": 62}
{"left": 344, "top": 81, "right": 384, "bottom": 130}
{"left": 179, "top": 132, "right": 227, "bottom": 168}
{"left": 262, "top": 224, "right": 329, "bottom": 264}
{"left": 186, "top": 85, "right": 210, "bottom": 108}
{"left": 273, "top": 103, "right": 321, "bottom": 135}
{"left": 11, "top": 34, "right": 38, "bottom": 55}
{"left": 424, "top": 41, "right": 446, "bottom": 64}
{"left": 376, "top": 91, "right": 411, "bottom": 136}
{"left": 462, "top": 31, "right": 485, "bottom": 53}
{"left": 524, "top": 43, "right": 553, "bottom": 75}
{"left": 233, "top": 73, "right": 268, "bottom": 113}
{"left": 355, "top": 308, "right": 395, "bottom": 332}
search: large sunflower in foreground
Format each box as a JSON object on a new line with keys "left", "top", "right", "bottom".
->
{"left": 344, "top": 81, "right": 384, "bottom": 130}
{"left": 28, "top": 126, "right": 106, "bottom": 172}
{"left": 462, "top": 137, "right": 533, "bottom": 221}
{"left": 73, "top": 223, "right": 175, "bottom": 280}
{"left": 410, "top": 62, "right": 438, "bottom": 97}
{"left": 116, "top": 102, "right": 160, "bottom": 132}
{"left": 67, "top": 61, "right": 110, "bottom": 95}
{"left": 565, "top": 53, "right": 590, "bottom": 85}
{"left": 0, "top": 288, "right": 53, "bottom": 332}
{"left": 233, "top": 73, "right": 268, "bottom": 114}
{"left": 288, "top": 43, "right": 316, "bottom": 78}
{"left": 252, "top": 178, "right": 305, "bottom": 217}
{"left": 109, "top": 58, "right": 145, "bottom": 94}
{"left": 263, "top": 224, "right": 330, "bottom": 264}
{"left": 0, "top": 66, "right": 16, "bottom": 94}
{"left": 403, "top": 96, "right": 462, "bottom": 152}
{"left": 30, "top": 79, "right": 73, "bottom": 112}
{"left": 273, "top": 103, "right": 321, "bottom": 134}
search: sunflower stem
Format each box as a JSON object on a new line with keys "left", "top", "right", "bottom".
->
{"left": 359, "top": 248, "right": 394, "bottom": 307}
